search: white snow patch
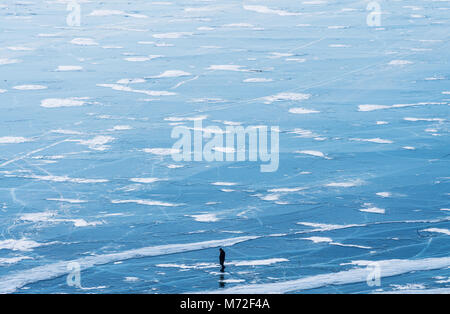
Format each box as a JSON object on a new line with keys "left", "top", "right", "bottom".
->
{"left": 0, "top": 137, "right": 32, "bottom": 144}
{"left": 268, "top": 52, "right": 294, "bottom": 59}
{"left": 325, "top": 180, "right": 363, "bottom": 188}
{"left": 351, "top": 138, "right": 393, "bottom": 144}
{"left": 152, "top": 32, "right": 193, "bottom": 39}
{"left": 262, "top": 92, "right": 310, "bottom": 104}
{"left": 70, "top": 38, "right": 98, "bottom": 46}
{"left": 359, "top": 207, "right": 386, "bottom": 214}
{"left": 268, "top": 187, "right": 305, "bottom": 193}
{"left": 143, "top": 148, "right": 180, "bottom": 155}
{"left": 97, "top": 83, "right": 175, "bottom": 96}
{"left": 213, "top": 146, "right": 236, "bottom": 153}
{"left": 199, "top": 256, "right": 450, "bottom": 294}
{"left": 111, "top": 199, "right": 183, "bottom": 207}
{"left": 389, "top": 60, "right": 413, "bottom": 66}
{"left": 109, "top": 125, "right": 132, "bottom": 131}
{"left": 56, "top": 65, "right": 83, "bottom": 71}
{"left": 7, "top": 46, "right": 34, "bottom": 51}
{"left": 46, "top": 198, "right": 87, "bottom": 204}
{"left": 223, "top": 23, "right": 254, "bottom": 28}
{"left": 289, "top": 107, "right": 320, "bottom": 114}
{"left": 0, "top": 256, "right": 32, "bottom": 265}
{"left": 41, "top": 98, "right": 89, "bottom": 108}
{"left": 89, "top": 10, "right": 147, "bottom": 18}
{"left": 232, "top": 258, "right": 288, "bottom": 266}
{"left": 296, "top": 150, "right": 330, "bottom": 159}
{"left": 116, "top": 78, "right": 146, "bottom": 84}
{"left": 422, "top": 228, "right": 450, "bottom": 236}
{"left": 150, "top": 70, "right": 191, "bottom": 78}
{"left": 211, "top": 182, "right": 237, "bottom": 186}
{"left": 0, "top": 239, "right": 46, "bottom": 252}
{"left": 303, "top": 236, "right": 333, "bottom": 243}
{"left": 243, "top": 78, "right": 273, "bottom": 83}
{"left": 165, "top": 115, "right": 207, "bottom": 122}
{"left": 51, "top": 129, "right": 82, "bottom": 135}
{"left": 129, "top": 178, "right": 165, "bottom": 184}
{"left": 404, "top": 117, "right": 445, "bottom": 122}
{"left": 75, "top": 136, "right": 114, "bottom": 151}
{"left": 189, "top": 214, "right": 220, "bottom": 222}
{"left": 207, "top": 65, "right": 247, "bottom": 72}
{"left": 13, "top": 85, "right": 47, "bottom": 90}
{"left": 243, "top": 5, "right": 301, "bottom": 16}
{"left": 0, "top": 58, "right": 21, "bottom": 65}
{"left": 124, "top": 56, "right": 161, "bottom": 62}
{"left": 24, "top": 175, "right": 108, "bottom": 184}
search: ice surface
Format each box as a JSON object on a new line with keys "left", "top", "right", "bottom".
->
{"left": 0, "top": 0, "right": 448, "bottom": 294}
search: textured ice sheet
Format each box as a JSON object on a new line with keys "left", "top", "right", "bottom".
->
{"left": 0, "top": 0, "right": 449, "bottom": 294}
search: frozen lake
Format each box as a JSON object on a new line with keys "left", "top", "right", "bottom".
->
{"left": 0, "top": 0, "right": 449, "bottom": 293}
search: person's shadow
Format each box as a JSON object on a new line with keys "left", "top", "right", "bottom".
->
{"left": 219, "top": 274, "right": 226, "bottom": 288}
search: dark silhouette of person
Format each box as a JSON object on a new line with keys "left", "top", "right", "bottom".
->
{"left": 219, "top": 248, "right": 226, "bottom": 272}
